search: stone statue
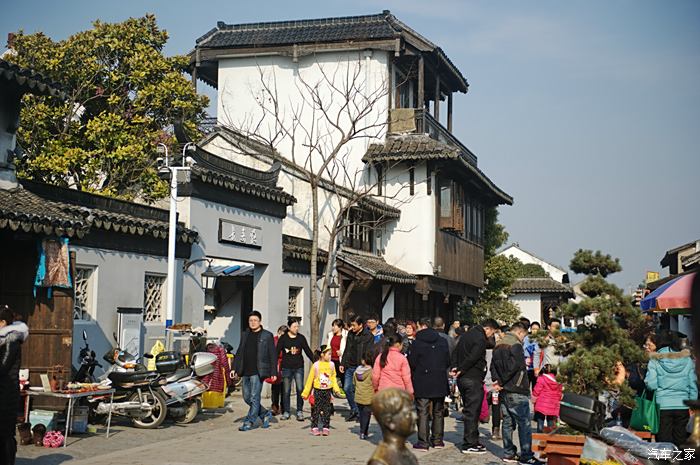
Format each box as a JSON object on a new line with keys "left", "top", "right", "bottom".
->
{"left": 367, "top": 388, "right": 418, "bottom": 465}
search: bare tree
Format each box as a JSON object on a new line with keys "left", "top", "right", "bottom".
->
{"left": 218, "top": 53, "right": 412, "bottom": 348}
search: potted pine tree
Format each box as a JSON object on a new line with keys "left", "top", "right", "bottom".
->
{"left": 533, "top": 250, "right": 646, "bottom": 465}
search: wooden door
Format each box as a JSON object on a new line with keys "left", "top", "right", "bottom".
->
{"left": 0, "top": 232, "right": 73, "bottom": 408}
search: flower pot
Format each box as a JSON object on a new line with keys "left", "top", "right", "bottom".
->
{"left": 532, "top": 433, "right": 586, "bottom": 465}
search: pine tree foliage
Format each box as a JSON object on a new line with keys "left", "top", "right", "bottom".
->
{"left": 570, "top": 249, "right": 622, "bottom": 278}
{"left": 555, "top": 250, "right": 645, "bottom": 407}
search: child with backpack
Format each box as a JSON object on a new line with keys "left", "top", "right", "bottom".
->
{"left": 532, "top": 364, "right": 562, "bottom": 432}
{"left": 353, "top": 351, "right": 374, "bottom": 439}
{"left": 301, "top": 345, "right": 342, "bottom": 436}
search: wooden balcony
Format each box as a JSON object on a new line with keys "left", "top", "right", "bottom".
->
{"left": 435, "top": 230, "right": 484, "bottom": 287}
{"left": 388, "top": 108, "right": 478, "bottom": 166}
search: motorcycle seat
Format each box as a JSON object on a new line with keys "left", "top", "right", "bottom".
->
{"left": 166, "top": 368, "right": 193, "bottom": 383}
{"left": 108, "top": 370, "right": 159, "bottom": 386}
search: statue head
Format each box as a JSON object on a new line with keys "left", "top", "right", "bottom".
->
{"left": 372, "top": 388, "right": 416, "bottom": 439}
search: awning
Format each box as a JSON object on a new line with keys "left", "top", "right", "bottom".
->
{"left": 641, "top": 272, "right": 696, "bottom": 311}
{"left": 210, "top": 264, "right": 254, "bottom": 277}
{"left": 209, "top": 259, "right": 254, "bottom": 277}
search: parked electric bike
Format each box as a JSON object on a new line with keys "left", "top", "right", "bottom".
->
{"left": 73, "top": 330, "right": 101, "bottom": 383}
{"left": 74, "top": 333, "right": 168, "bottom": 429}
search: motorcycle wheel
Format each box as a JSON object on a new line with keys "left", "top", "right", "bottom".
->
{"left": 173, "top": 398, "right": 200, "bottom": 424}
{"left": 129, "top": 390, "right": 167, "bottom": 429}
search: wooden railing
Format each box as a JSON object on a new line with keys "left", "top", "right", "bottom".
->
{"left": 435, "top": 230, "right": 484, "bottom": 287}
{"left": 388, "top": 108, "right": 478, "bottom": 166}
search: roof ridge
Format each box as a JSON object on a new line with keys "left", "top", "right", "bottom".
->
{"left": 215, "top": 12, "right": 388, "bottom": 32}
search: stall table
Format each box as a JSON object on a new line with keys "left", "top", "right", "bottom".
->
{"left": 24, "top": 389, "right": 115, "bottom": 447}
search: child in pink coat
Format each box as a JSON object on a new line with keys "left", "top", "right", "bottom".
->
{"left": 372, "top": 335, "right": 414, "bottom": 396}
{"left": 532, "top": 364, "right": 562, "bottom": 432}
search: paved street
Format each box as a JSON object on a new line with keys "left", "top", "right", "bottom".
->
{"left": 17, "top": 393, "right": 508, "bottom": 465}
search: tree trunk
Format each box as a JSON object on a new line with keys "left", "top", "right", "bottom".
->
{"left": 309, "top": 181, "right": 321, "bottom": 350}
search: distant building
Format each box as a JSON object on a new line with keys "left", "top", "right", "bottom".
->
{"left": 648, "top": 238, "right": 699, "bottom": 341}
{"left": 497, "top": 244, "right": 573, "bottom": 325}
{"left": 498, "top": 243, "right": 569, "bottom": 284}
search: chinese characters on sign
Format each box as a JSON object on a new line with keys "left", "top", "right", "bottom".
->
{"left": 219, "top": 219, "right": 263, "bottom": 248}
{"left": 647, "top": 448, "right": 695, "bottom": 461}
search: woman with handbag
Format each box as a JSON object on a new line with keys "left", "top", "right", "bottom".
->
{"left": 645, "top": 330, "right": 697, "bottom": 446}
{"left": 266, "top": 325, "right": 287, "bottom": 416}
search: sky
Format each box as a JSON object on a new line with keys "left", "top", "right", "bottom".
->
{"left": 3, "top": 0, "right": 699, "bottom": 290}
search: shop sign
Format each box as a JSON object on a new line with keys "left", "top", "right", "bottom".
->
{"left": 218, "top": 219, "right": 262, "bottom": 248}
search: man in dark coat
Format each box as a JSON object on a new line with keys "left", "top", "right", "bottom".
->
{"left": 340, "top": 315, "right": 373, "bottom": 421}
{"left": 408, "top": 317, "right": 450, "bottom": 451}
{"left": 233, "top": 310, "right": 278, "bottom": 431}
{"left": 451, "top": 318, "right": 499, "bottom": 455}
{"left": 491, "top": 322, "right": 543, "bottom": 465}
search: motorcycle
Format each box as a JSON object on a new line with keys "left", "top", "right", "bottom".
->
{"left": 74, "top": 333, "right": 168, "bottom": 429}
{"left": 73, "top": 330, "right": 101, "bottom": 383}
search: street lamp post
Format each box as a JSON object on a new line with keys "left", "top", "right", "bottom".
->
{"left": 157, "top": 142, "right": 195, "bottom": 344}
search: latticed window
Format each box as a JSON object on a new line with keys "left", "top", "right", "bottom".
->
{"left": 143, "top": 274, "right": 166, "bottom": 322}
{"left": 73, "top": 267, "right": 95, "bottom": 320}
{"left": 288, "top": 287, "right": 302, "bottom": 317}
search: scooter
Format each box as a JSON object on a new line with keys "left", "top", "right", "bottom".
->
{"left": 73, "top": 333, "right": 169, "bottom": 429}
{"left": 155, "top": 350, "right": 217, "bottom": 424}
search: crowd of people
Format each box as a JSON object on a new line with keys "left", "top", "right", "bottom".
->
{"left": 232, "top": 310, "right": 698, "bottom": 463}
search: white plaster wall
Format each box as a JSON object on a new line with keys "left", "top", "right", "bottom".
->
{"left": 216, "top": 51, "right": 390, "bottom": 189}
{"left": 499, "top": 246, "right": 567, "bottom": 283}
{"left": 71, "top": 246, "right": 182, "bottom": 373}
{"left": 201, "top": 134, "right": 343, "bottom": 251}
{"left": 509, "top": 293, "right": 542, "bottom": 324}
{"left": 382, "top": 162, "right": 435, "bottom": 275}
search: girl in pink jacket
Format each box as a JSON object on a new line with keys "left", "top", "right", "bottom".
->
{"left": 373, "top": 334, "right": 414, "bottom": 396}
{"left": 532, "top": 364, "right": 562, "bottom": 432}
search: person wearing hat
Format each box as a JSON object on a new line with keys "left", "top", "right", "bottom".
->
{"left": 301, "top": 345, "right": 342, "bottom": 436}
{"left": 233, "top": 311, "right": 278, "bottom": 431}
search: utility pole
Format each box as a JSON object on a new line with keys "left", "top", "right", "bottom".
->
{"left": 157, "top": 142, "right": 195, "bottom": 348}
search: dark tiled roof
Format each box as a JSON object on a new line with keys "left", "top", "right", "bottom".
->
{"left": 0, "top": 181, "right": 197, "bottom": 243}
{"left": 174, "top": 122, "right": 296, "bottom": 206}
{"left": 204, "top": 126, "right": 399, "bottom": 218}
{"left": 661, "top": 239, "right": 699, "bottom": 267}
{"left": 364, "top": 134, "right": 513, "bottom": 205}
{"left": 0, "top": 59, "right": 66, "bottom": 98}
{"left": 337, "top": 248, "right": 416, "bottom": 284}
{"left": 510, "top": 278, "right": 573, "bottom": 296}
{"left": 195, "top": 11, "right": 467, "bottom": 92}
{"left": 364, "top": 134, "right": 459, "bottom": 161}
{"left": 282, "top": 234, "right": 328, "bottom": 263}
{"left": 192, "top": 165, "right": 296, "bottom": 206}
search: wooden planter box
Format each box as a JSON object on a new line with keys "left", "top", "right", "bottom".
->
{"left": 532, "top": 433, "right": 586, "bottom": 465}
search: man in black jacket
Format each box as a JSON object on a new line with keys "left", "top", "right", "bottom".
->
{"left": 408, "top": 317, "right": 450, "bottom": 451}
{"left": 450, "top": 318, "right": 499, "bottom": 455}
{"left": 490, "top": 322, "right": 543, "bottom": 465}
{"left": 233, "top": 311, "right": 278, "bottom": 431}
{"left": 340, "top": 316, "right": 372, "bottom": 421}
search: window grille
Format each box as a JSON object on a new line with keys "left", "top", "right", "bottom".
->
{"left": 73, "top": 267, "right": 94, "bottom": 320}
{"left": 144, "top": 274, "right": 166, "bottom": 322}
{"left": 288, "top": 287, "right": 302, "bottom": 317}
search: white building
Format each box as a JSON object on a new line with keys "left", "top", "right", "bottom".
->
{"left": 497, "top": 244, "right": 573, "bottom": 325}
{"left": 498, "top": 243, "right": 569, "bottom": 284}
{"left": 189, "top": 11, "right": 513, "bottom": 330}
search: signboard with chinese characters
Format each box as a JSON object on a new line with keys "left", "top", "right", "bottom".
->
{"left": 218, "top": 219, "right": 263, "bottom": 248}
{"left": 646, "top": 271, "right": 660, "bottom": 284}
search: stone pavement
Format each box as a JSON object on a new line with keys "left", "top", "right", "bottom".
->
{"left": 17, "top": 393, "right": 511, "bottom": 465}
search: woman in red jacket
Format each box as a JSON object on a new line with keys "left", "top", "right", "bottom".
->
{"left": 372, "top": 334, "right": 413, "bottom": 396}
{"left": 532, "top": 364, "right": 562, "bottom": 432}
